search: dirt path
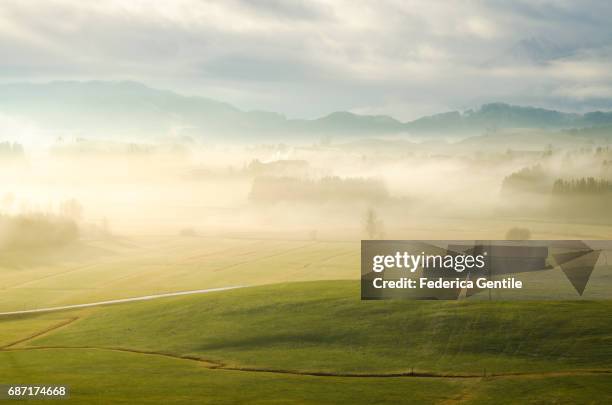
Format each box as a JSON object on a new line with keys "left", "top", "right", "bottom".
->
{"left": 0, "top": 286, "right": 244, "bottom": 316}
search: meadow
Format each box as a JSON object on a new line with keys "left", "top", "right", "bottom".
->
{"left": 2, "top": 281, "right": 612, "bottom": 404}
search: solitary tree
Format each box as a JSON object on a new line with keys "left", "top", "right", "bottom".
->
{"left": 364, "top": 208, "right": 384, "bottom": 239}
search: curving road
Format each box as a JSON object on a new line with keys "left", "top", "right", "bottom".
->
{"left": 0, "top": 286, "right": 245, "bottom": 317}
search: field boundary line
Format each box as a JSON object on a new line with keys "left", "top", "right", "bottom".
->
{"left": 4, "top": 346, "right": 612, "bottom": 380}
{"left": 0, "top": 317, "right": 80, "bottom": 349}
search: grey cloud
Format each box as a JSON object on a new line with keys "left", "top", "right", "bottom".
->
{"left": 488, "top": 0, "right": 611, "bottom": 25}
{"left": 202, "top": 54, "right": 323, "bottom": 82}
{"left": 236, "top": 0, "right": 329, "bottom": 20}
{"left": 0, "top": 0, "right": 611, "bottom": 119}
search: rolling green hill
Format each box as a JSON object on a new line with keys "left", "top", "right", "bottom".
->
{"left": 2, "top": 280, "right": 612, "bottom": 404}
{"left": 23, "top": 281, "right": 612, "bottom": 375}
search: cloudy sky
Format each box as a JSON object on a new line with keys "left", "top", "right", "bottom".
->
{"left": 1, "top": 0, "right": 611, "bottom": 120}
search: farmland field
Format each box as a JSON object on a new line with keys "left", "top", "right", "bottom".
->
{"left": 1, "top": 227, "right": 612, "bottom": 404}
{"left": 0, "top": 236, "right": 359, "bottom": 312}
{"left": 2, "top": 278, "right": 612, "bottom": 404}
{"left": 3, "top": 216, "right": 612, "bottom": 313}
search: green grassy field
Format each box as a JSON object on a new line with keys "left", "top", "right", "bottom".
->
{"left": 2, "top": 281, "right": 611, "bottom": 403}
{"left": 2, "top": 230, "right": 612, "bottom": 403}
{"left": 0, "top": 349, "right": 470, "bottom": 405}
{"left": 19, "top": 281, "right": 612, "bottom": 374}
{"left": 2, "top": 348, "right": 610, "bottom": 405}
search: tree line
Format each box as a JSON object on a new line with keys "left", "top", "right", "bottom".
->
{"left": 552, "top": 177, "right": 612, "bottom": 194}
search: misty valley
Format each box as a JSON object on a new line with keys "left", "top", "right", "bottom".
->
{"left": 2, "top": 121, "right": 612, "bottom": 251}
{"left": 4, "top": 2, "right": 612, "bottom": 402}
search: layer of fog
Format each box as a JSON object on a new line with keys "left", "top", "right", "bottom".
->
{"left": 1, "top": 127, "right": 611, "bottom": 244}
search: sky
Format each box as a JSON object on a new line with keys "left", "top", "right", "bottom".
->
{"left": 1, "top": 0, "right": 611, "bottom": 120}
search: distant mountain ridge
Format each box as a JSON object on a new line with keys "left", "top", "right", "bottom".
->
{"left": 404, "top": 103, "right": 608, "bottom": 134}
{"left": 0, "top": 81, "right": 611, "bottom": 139}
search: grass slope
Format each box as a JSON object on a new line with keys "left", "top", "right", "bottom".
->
{"left": 26, "top": 280, "right": 612, "bottom": 375}
{"left": 0, "top": 349, "right": 466, "bottom": 405}
{"left": 2, "top": 349, "right": 610, "bottom": 404}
